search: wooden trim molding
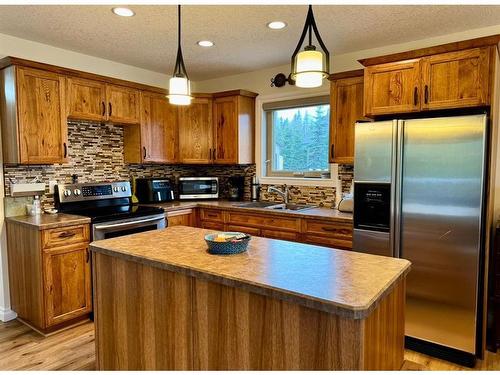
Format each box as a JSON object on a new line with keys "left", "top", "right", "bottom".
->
{"left": 212, "top": 89, "right": 258, "bottom": 98}
{"left": 358, "top": 34, "right": 500, "bottom": 67}
{"left": 328, "top": 69, "right": 364, "bottom": 81}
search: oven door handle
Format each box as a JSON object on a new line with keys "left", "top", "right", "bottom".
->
{"left": 93, "top": 215, "right": 165, "bottom": 231}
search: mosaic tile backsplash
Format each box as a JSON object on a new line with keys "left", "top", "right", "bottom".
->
{"left": 3, "top": 120, "right": 353, "bottom": 211}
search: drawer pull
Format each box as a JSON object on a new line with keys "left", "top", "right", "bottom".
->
{"left": 86, "top": 248, "right": 90, "bottom": 263}
{"left": 321, "top": 226, "right": 338, "bottom": 232}
{"left": 58, "top": 231, "right": 76, "bottom": 238}
{"left": 207, "top": 213, "right": 218, "bottom": 218}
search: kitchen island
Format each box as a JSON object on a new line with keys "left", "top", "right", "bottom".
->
{"left": 90, "top": 226, "right": 410, "bottom": 370}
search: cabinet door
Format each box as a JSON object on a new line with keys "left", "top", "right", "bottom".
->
{"left": 330, "top": 75, "right": 364, "bottom": 164}
{"left": 178, "top": 97, "right": 213, "bottom": 164}
{"left": 421, "top": 47, "right": 490, "bottom": 110}
{"left": 141, "top": 92, "right": 178, "bottom": 163}
{"left": 17, "top": 67, "right": 67, "bottom": 164}
{"left": 167, "top": 209, "right": 194, "bottom": 227}
{"left": 106, "top": 84, "right": 140, "bottom": 125}
{"left": 213, "top": 96, "right": 238, "bottom": 164}
{"left": 66, "top": 77, "right": 106, "bottom": 122}
{"left": 43, "top": 244, "right": 92, "bottom": 327}
{"left": 364, "top": 59, "right": 421, "bottom": 116}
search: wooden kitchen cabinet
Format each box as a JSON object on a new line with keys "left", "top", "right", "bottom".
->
{"left": 302, "top": 218, "right": 353, "bottom": 250}
{"left": 167, "top": 209, "right": 196, "bottom": 227}
{"left": 212, "top": 91, "right": 257, "bottom": 164}
{"left": 329, "top": 71, "right": 365, "bottom": 164}
{"left": 66, "top": 77, "right": 107, "bottom": 122}
{"left": 106, "top": 84, "right": 140, "bottom": 125}
{"left": 43, "top": 244, "right": 92, "bottom": 327}
{"left": 6, "top": 221, "right": 92, "bottom": 333}
{"left": 178, "top": 97, "right": 214, "bottom": 164}
{"left": 364, "top": 59, "right": 421, "bottom": 116}
{"left": 123, "top": 91, "right": 178, "bottom": 164}
{"left": 421, "top": 47, "right": 491, "bottom": 110}
{"left": 0, "top": 66, "right": 68, "bottom": 164}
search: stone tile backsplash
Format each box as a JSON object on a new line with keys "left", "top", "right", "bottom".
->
{"left": 3, "top": 120, "right": 354, "bottom": 211}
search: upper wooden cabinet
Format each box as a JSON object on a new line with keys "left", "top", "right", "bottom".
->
{"left": 124, "top": 91, "right": 178, "bottom": 164}
{"left": 329, "top": 72, "right": 365, "bottom": 164}
{"left": 66, "top": 77, "right": 107, "bottom": 122}
{"left": 105, "top": 84, "right": 141, "bottom": 125}
{"left": 213, "top": 91, "right": 257, "bottom": 164}
{"left": 421, "top": 48, "right": 490, "bottom": 110}
{"left": 178, "top": 97, "right": 214, "bottom": 164}
{"left": 364, "top": 59, "right": 421, "bottom": 116}
{"left": 362, "top": 46, "right": 493, "bottom": 116}
{"left": 0, "top": 66, "right": 68, "bottom": 164}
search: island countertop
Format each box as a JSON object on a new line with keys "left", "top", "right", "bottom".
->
{"left": 90, "top": 225, "right": 410, "bottom": 319}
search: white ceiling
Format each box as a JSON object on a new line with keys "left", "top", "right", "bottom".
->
{"left": 1, "top": 5, "right": 500, "bottom": 81}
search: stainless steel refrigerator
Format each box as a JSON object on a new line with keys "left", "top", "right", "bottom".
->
{"left": 353, "top": 114, "right": 487, "bottom": 364}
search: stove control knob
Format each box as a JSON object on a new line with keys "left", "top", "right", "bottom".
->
{"left": 113, "top": 186, "right": 119, "bottom": 193}
{"left": 121, "top": 186, "right": 127, "bottom": 192}
{"left": 63, "top": 189, "right": 72, "bottom": 197}
{"left": 73, "top": 189, "right": 81, "bottom": 196}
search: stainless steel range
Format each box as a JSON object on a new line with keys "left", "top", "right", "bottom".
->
{"left": 54, "top": 181, "right": 166, "bottom": 240}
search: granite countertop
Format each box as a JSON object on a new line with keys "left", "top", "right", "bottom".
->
{"left": 90, "top": 226, "right": 409, "bottom": 319}
{"left": 6, "top": 213, "right": 91, "bottom": 230}
{"left": 150, "top": 200, "right": 353, "bottom": 223}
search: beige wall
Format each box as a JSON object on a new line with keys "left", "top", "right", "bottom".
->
{"left": 194, "top": 24, "right": 500, "bottom": 95}
{"left": 0, "top": 32, "right": 170, "bottom": 88}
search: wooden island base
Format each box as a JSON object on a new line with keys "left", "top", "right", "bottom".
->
{"left": 93, "top": 253, "right": 405, "bottom": 370}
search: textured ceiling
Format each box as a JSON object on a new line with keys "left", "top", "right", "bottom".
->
{"left": 1, "top": 5, "right": 500, "bottom": 80}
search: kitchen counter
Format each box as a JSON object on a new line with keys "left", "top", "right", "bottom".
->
{"left": 148, "top": 200, "right": 353, "bottom": 223}
{"left": 5, "top": 213, "right": 90, "bottom": 230}
{"left": 91, "top": 226, "right": 408, "bottom": 370}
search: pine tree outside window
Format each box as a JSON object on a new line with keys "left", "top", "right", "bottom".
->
{"left": 264, "top": 96, "right": 330, "bottom": 178}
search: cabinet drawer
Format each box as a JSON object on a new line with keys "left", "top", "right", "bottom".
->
{"left": 226, "top": 225, "right": 261, "bottom": 236}
{"left": 42, "top": 225, "right": 90, "bottom": 249}
{"left": 200, "top": 221, "right": 225, "bottom": 231}
{"left": 303, "top": 234, "right": 352, "bottom": 250}
{"left": 303, "top": 220, "right": 353, "bottom": 239}
{"left": 227, "top": 212, "right": 300, "bottom": 232}
{"left": 261, "top": 229, "right": 299, "bottom": 242}
{"left": 200, "top": 209, "right": 224, "bottom": 223}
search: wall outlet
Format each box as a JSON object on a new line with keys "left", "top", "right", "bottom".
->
{"left": 48, "top": 180, "right": 58, "bottom": 194}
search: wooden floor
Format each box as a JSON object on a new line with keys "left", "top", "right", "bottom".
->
{"left": 0, "top": 319, "right": 499, "bottom": 370}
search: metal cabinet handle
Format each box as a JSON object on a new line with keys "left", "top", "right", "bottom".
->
{"left": 108, "top": 102, "right": 112, "bottom": 117}
{"left": 209, "top": 148, "right": 212, "bottom": 160}
{"left": 424, "top": 85, "right": 429, "bottom": 104}
{"left": 58, "top": 231, "right": 75, "bottom": 238}
{"left": 413, "top": 87, "right": 419, "bottom": 106}
{"left": 321, "top": 226, "right": 338, "bottom": 232}
{"left": 213, "top": 148, "right": 216, "bottom": 160}
{"left": 143, "top": 146, "right": 147, "bottom": 159}
{"left": 330, "top": 144, "right": 335, "bottom": 159}
{"left": 85, "top": 248, "right": 90, "bottom": 263}
{"left": 63, "top": 143, "right": 67, "bottom": 158}
{"left": 101, "top": 101, "right": 106, "bottom": 116}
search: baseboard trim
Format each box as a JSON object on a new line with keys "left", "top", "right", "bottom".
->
{"left": 0, "top": 307, "right": 17, "bottom": 322}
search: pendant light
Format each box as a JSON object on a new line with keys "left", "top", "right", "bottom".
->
{"left": 168, "top": 5, "right": 193, "bottom": 105}
{"left": 290, "top": 5, "right": 330, "bottom": 88}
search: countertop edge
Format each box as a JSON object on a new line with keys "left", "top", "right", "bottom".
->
{"left": 5, "top": 215, "right": 91, "bottom": 230}
{"left": 90, "top": 242, "right": 409, "bottom": 320}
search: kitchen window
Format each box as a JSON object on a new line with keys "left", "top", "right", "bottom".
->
{"left": 263, "top": 96, "right": 330, "bottom": 178}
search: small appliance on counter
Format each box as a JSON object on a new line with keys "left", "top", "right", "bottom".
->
{"left": 250, "top": 176, "right": 260, "bottom": 202}
{"left": 135, "top": 178, "right": 175, "bottom": 203}
{"left": 227, "top": 176, "right": 245, "bottom": 201}
{"left": 178, "top": 177, "right": 219, "bottom": 200}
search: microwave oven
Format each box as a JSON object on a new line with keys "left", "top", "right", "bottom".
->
{"left": 178, "top": 177, "right": 219, "bottom": 200}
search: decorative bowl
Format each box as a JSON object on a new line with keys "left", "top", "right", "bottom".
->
{"left": 204, "top": 232, "right": 251, "bottom": 255}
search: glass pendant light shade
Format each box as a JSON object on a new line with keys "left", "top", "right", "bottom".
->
{"left": 168, "top": 76, "right": 192, "bottom": 105}
{"left": 294, "top": 49, "right": 325, "bottom": 88}
{"left": 167, "top": 5, "right": 193, "bottom": 105}
{"left": 290, "top": 5, "right": 330, "bottom": 88}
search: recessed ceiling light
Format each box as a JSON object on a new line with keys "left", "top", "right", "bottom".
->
{"left": 267, "top": 21, "right": 287, "bottom": 30}
{"left": 197, "top": 40, "right": 214, "bottom": 47}
{"left": 112, "top": 7, "right": 135, "bottom": 17}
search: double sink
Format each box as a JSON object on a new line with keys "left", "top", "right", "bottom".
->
{"left": 233, "top": 201, "right": 316, "bottom": 212}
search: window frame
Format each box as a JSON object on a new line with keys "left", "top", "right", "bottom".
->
{"left": 264, "top": 96, "right": 331, "bottom": 178}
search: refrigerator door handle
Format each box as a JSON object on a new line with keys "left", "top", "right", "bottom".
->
{"left": 393, "top": 120, "right": 404, "bottom": 258}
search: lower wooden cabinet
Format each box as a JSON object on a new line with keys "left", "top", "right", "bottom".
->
{"left": 6, "top": 222, "right": 92, "bottom": 333}
{"left": 167, "top": 209, "right": 195, "bottom": 227}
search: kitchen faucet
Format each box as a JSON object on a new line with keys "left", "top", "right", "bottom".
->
{"left": 267, "top": 184, "right": 289, "bottom": 204}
